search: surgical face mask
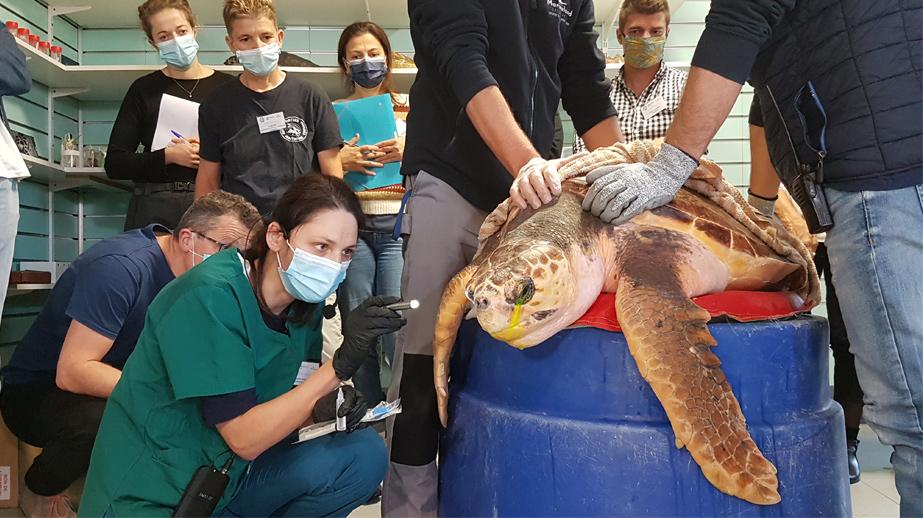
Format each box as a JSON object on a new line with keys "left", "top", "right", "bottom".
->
{"left": 157, "top": 33, "right": 199, "bottom": 70}
{"left": 236, "top": 42, "right": 281, "bottom": 76}
{"left": 191, "top": 235, "right": 212, "bottom": 266}
{"left": 277, "top": 241, "right": 350, "bottom": 303}
{"left": 348, "top": 56, "right": 388, "bottom": 89}
{"left": 621, "top": 35, "right": 666, "bottom": 69}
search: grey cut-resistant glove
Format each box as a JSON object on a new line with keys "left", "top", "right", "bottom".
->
{"left": 747, "top": 191, "right": 777, "bottom": 218}
{"left": 582, "top": 143, "right": 698, "bottom": 224}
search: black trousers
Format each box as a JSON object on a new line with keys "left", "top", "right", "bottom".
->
{"left": 0, "top": 382, "right": 106, "bottom": 496}
{"left": 123, "top": 190, "right": 194, "bottom": 231}
{"left": 814, "top": 242, "right": 864, "bottom": 406}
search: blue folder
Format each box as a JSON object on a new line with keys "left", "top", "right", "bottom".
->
{"left": 333, "top": 94, "right": 401, "bottom": 191}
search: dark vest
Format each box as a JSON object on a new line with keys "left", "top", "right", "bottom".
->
{"left": 750, "top": 0, "right": 922, "bottom": 192}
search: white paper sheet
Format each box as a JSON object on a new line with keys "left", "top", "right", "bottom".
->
{"left": 151, "top": 94, "right": 200, "bottom": 151}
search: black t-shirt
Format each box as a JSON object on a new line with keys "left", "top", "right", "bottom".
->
{"left": 105, "top": 70, "right": 233, "bottom": 184}
{"left": 199, "top": 75, "right": 342, "bottom": 215}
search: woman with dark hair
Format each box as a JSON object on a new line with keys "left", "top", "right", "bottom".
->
{"left": 106, "top": 0, "right": 232, "bottom": 230}
{"left": 334, "top": 21, "right": 408, "bottom": 405}
{"left": 80, "top": 174, "right": 403, "bottom": 516}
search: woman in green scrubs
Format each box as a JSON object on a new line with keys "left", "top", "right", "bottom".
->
{"left": 80, "top": 174, "right": 405, "bottom": 517}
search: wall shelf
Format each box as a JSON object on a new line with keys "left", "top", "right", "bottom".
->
{"left": 18, "top": 37, "right": 415, "bottom": 100}
{"left": 7, "top": 283, "right": 55, "bottom": 297}
{"left": 20, "top": 34, "right": 687, "bottom": 104}
{"left": 47, "top": 0, "right": 685, "bottom": 31}
{"left": 22, "top": 154, "right": 130, "bottom": 192}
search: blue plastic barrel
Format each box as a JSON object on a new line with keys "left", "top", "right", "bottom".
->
{"left": 439, "top": 316, "right": 851, "bottom": 517}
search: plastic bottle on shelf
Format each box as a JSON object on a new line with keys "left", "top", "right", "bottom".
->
{"left": 38, "top": 41, "right": 50, "bottom": 56}
{"left": 5, "top": 21, "right": 18, "bottom": 36}
{"left": 61, "top": 133, "right": 80, "bottom": 168}
{"left": 50, "top": 45, "right": 62, "bottom": 62}
{"left": 16, "top": 27, "right": 29, "bottom": 42}
{"left": 28, "top": 34, "right": 40, "bottom": 48}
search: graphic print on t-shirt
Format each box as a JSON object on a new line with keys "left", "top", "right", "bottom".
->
{"left": 281, "top": 116, "right": 309, "bottom": 142}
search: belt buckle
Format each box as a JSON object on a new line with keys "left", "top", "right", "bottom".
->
{"left": 174, "top": 181, "right": 192, "bottom": 192}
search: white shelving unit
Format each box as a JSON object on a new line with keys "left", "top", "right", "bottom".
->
{"left": 21, "top": 154, "right": 128, "bottom": 192}
{"left": 17, "top": 37, "right": 417, "bottom": 101}
{"left": 7, "top": 284, "right": 55, "bottom": 297}
{"left": 46, "top": 0, "right": 684, "bottom": 31}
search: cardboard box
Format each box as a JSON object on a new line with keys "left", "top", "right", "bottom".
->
{"left": 9, "top": 271, "right": 52, "bottom": 285}
{"left": 0, "top": 416, "right": 19, "bottom": 508}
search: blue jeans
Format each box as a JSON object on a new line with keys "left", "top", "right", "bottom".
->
{"left": 0, "top": 179, "right": 18, "bottom": 324}
{"left": 219, "top": 428, "right": 387, "bottom": 517}
{"left": 339, "top": 216, "right": 404, "bottom": 405}
{"left": 824, "top": 184, "right": 923, "bottom": 516}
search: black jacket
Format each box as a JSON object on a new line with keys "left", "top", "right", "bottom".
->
{"left": 693, "top": 0, "right": 922, "bottom": 192}
{"left": 402, "top": 0, "right": 616, "bottom": 212}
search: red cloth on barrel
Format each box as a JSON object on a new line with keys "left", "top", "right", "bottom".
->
{"left": 570, "top": 291, "right": 810, "bottom": 333}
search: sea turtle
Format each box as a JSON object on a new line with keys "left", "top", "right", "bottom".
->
{"left": 433, "top": 140, "right": 820, "bottom": 506}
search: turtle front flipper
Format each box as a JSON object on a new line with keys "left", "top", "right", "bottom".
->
{"left": 614, "top": 257, "right": 781, "bottom": 505}
{"left": 434, "top": 264, "right": 476, "bottom": 427}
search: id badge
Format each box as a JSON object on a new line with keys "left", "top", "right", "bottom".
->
{"left": 257, "top": 112, "right": 286, "bottom": 134}
{"left": 641, "top": 96, "right": 668, "bottom": 119}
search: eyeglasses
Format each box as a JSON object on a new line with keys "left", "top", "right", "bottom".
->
{"left": 195, "top": 231, "right": 231, "bottom": 251}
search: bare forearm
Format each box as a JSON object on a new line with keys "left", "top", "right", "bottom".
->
{"left": 56, "top": 362, "right": 121, "bottom": 399}
{"left": 195, "top": 161, "right": 221, "bottom": 199}
{"left": 466, "top": 86, "right": 540, "bottom": 177}
{"left": 318, "top": 149, "right": 344, "bottom": 179}
{"left": 580, "top": 116, "right": 624, "bottom": 150}
{"left": 748, "top": 124, "right": 781, "bottom": 198}
{"left": 665, "top": 67, "right": 743, "bottom": 158}
{"left": 217, "top": 362, "right": 340, "bottom": 460}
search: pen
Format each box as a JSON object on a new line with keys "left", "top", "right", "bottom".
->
{"left": 171, "top": 130, "right": 185, "bottom": 139}
{"left": 335, "top": 387, "right": 346, "bottom": 432}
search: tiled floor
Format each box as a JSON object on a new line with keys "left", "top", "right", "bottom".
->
{"left": 0, "top": 425, "right": 899, "bottom": 517}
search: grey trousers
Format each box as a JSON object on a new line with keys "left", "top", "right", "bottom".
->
{"left": 383, "top": 171, "right": 485, "bottom": 517}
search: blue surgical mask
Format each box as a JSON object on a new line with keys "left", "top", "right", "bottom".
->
{"left": 348, "top": 56, "right": 388, "bottom": 89}
{"left": 157, "top": 33, "right": 199, "bottom": 70}
{"left": 277, "top": 241, "right": 349, "bottom": 303}
{"left": 236, "top": 42, "right": 281, "bottom": 77}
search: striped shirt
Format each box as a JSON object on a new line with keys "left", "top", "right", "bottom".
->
{"left": 573, "top": 63, "right": 687, "bottom": 152}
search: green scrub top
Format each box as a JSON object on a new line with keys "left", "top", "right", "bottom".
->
{"left": 79, "top": 249, "right": 323, "bottom": 517}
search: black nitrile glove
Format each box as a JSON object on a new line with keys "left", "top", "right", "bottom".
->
{"left": 312, "top": 385, "right": 368, "bottom": 432}
{"left": 333, "top": 296, "right": 406, "bottom": 381}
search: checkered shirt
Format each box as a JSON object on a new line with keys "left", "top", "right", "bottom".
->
{"left": 573, "top": 63, "right": 687, "bottom": 152}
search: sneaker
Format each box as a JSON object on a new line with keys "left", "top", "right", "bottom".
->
{"left": 20, "top": 485, "right": 76, "bottom": 518}
{"left": 847, "top": 439, "right": 861, "bottom": 484}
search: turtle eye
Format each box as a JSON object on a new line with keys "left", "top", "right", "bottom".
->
{"left": 465, "top": 287, "right": 475, "bottom": 303}
{"left": 515, "top": 277, "right": 535, "bottom": 305}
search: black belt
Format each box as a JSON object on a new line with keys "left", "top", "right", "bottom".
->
{"left": 133, "top": 182, "right": 195, "bottom": 195}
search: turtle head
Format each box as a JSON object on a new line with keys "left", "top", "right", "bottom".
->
{"left": 468, "top": 242, "right": 579, "bottom": 348}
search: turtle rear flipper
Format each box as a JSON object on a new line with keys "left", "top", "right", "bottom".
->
{"left": 434, "top": 265, "right": 477, "bottom": 427}
{"left": 615, "top": 243, "right": 781, "bottom": 505}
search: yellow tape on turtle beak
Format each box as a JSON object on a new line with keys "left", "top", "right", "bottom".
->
{"left": 510, "top": 302, "right": 523, "bottom": 327}
{"left": 492, "top": 303, "right": 527, "bottom": 348}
